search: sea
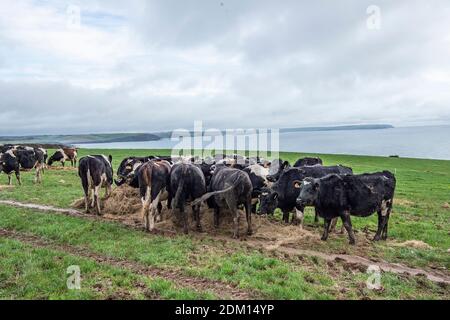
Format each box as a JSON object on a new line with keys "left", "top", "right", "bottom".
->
{"left": 75, "top": 125, "right": 450, "bottom": 160}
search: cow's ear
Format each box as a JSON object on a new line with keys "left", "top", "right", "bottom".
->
{"left": 108, "top": 155, "right": 113, "bottom": 164}
{"left": 293, "top": 180, "right": 302, "bottom": 189}
{"left": 313, "top": 181, "right": 319, "bottom": 190}
{"left": 283, "top": 161, "right": 290, "bottom": 168}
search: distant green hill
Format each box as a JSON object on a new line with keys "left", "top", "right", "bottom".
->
{"left": 0, "top": 124, "right": 393, "bottom": 145}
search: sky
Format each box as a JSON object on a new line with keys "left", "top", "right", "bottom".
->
{"left": 1, "top": 0, "right": 450, "bottom": 135}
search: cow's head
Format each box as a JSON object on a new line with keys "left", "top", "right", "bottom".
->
{"left": 296, "top": 178, "right": 319, "bottom": 207}
{"left": 258, "top": 187, "right": 279, "bottom": 215}
{"left": 115, "top": 157, "right": 142, "bottom": 186}
{"left": 266, "top": 159, "right": 290, "bottom": 182}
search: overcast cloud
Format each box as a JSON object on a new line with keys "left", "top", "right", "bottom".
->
{"left": 1, "top": 0, "right": 450, "bottom": 135}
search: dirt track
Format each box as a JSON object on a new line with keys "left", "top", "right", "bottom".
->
{"left": 1, "top": 199, "right": 449, "bottom": 286}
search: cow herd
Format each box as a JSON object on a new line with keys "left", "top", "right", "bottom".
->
{"left": 0, "top": 145, "right": 77, "bottom": 185}
{"left": 0, "top": 146, "right": 397, "bottom": 245}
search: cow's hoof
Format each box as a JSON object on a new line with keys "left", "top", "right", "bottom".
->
{"left": 232, "top": 234, "right": 239, "bottom": 239}
{"left": 373, "top": 235, "right": 381, "bottom": 241}
{"left": 196, "top": 226, "right": 203, "bottom": 232}
{"left": 349, "top": 240, "right": 356, "bottom": 245}
{"left": 247, "top": 230, "right": 253, "bottom": 236}
{"left": 320, "top": 236, "right": 328, "bottom": 241}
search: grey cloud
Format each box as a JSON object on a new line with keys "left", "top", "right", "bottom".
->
{"left": 1, "top": 0, "right": 450, "bottom": 135}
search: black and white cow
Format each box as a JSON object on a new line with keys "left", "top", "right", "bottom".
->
{"left": 266, "top": 157, "right": 323, "bottom": 182}
{"left": 192, "top": 165, "right": 253, "bottom": 238}
{"left": 14, "top": 146, "right": 46, "bottom": 183}
{"left": 259, "top": 165, "right": 353, "bottom": 226}
{"left": 115, "top": 156, "right": 153, "bottom": 187}
{"left": 293, "top": 157, "right": 323, "bottom": 167}
{"left": 266, "top": 159, "right": 290, "bottom": 182}
{"left": 78, "top": 155, "right": 113, "bottom": 215}
{"left": 243, "top": 164, "right": 271, "bottom": 213}
{"left": 0, "top": 149, "right": 21, "bottom": 185}
{"left": 169, "top": 162, "right": 207, "bottom": 234}
{"left": 138, "top": 160, "right": 172, "bottom": 231}
{"left": 296, "top": 171, "right": 396, "bottom": 244}
{"left": 48, "top": 148, "right": 78, "bottom": 167}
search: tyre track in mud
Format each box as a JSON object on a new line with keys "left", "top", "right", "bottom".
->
{"left": 1, "top": 200, "right": 449, "bottom": 286}
{"left": 0, "top": 227, "right": 254, "bottom": 300}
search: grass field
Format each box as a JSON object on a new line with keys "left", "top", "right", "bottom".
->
{"left": 0, "top": 149, "right": 449, "bottom": 299}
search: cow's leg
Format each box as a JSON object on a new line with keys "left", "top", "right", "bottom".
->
{"left": 156, "top": 202, "right": 163, "bottom": 222}
{"left": 214, "top": 207, "right": 220, "bottom": 228}
{"left": 141, "top": 187, "right": 151, "bottom": 231}
{"left": 373, "top": 210, "right": 383, "bottom": 241}
{"left": 282, "top": 210, "right": 290, "bottom": 224}
{"left": 225, "top": 197, "right": 239, "bottom": 238}
{"left": 180, "top": 204, "right": 188, "bottom": 234}
{"left": 293, "top": 205, "right": 304, "bottom": 228}
{"left": 94, "top": 184, "right": 102, "bottom": 215}
{"left": 232, "top": 207, "right": 240, "bottom": 239}
{"left": 61, "top": 160, "right": 65, "bottom": 167}
{"left": 251, "top": 202, "right": 257, "bottom": 214}
{"left": 245, "top": 199, "right": 253, "bottom": 236}
{"left": 148, "top": 190, "right": 163, "bottom": 231}
{"left": 16, "top": 170, "right": 22, "bottom": 185}
{"left": 314, "top": 208, "right": 319, "bottom": 224}
{"left": 382, "top": 202, "right": 392, "bottom": 240}
{"left": 321, "top": 218, "right": 332, "bottom": 241}
{"left": 193, "top": 204, "right": 202, "bottom": 231}
{"left": 340, "top": 211, "right": 356, "bottom": 245}
{"left": 329, "top": 217, "right": 338, "bottom": 233}
{"left": 7, "top": 173, "right": 12, "bottom": 185}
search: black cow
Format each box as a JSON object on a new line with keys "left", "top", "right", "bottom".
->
{"left": 296, "top": 171, "right": 396, "bottom": 244}
{"left": 259, "top": 165, "right": 353, "bottom": 226}
{"left": 48, "top": 148, "right": 78, "bottom": 167}
{"left": 78, "top": 155, "right": 113, "bottom": 215}
{"left": 293, "top": 157, "right": 323, "bottom": 167}
{"left": 169, "top": 163, "right": 206, "bottom": 234}
{"left": 0, "top": 149, "right": 21, "bottom": 185}
{"left": 192, "top": 165, "right": 253, "bottom": 238}
{"left": 138, "top": 160, "right": 171, "bottom": 231}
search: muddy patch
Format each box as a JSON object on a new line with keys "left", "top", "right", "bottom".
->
{"left": 0, "top": 185, "right": 14, "bottom": 191}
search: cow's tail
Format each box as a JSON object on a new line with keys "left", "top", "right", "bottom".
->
{"left": 172, "top": 164, "right": 188, "bottom": 209}
{"left": 191, "top": 185, "right": 235, "bottom": 206}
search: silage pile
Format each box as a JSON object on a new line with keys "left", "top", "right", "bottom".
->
{"left": 70, "top": 184, "right": 315, "bottom": 241}
{"left": 71, "top": 184, "right": 141, "bottom": 215}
